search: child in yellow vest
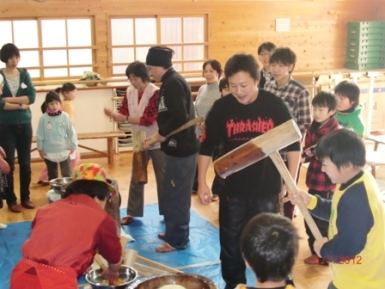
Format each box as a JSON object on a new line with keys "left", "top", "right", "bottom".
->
{"left": 288, "top": 129, "right": 385, "bottom": 289}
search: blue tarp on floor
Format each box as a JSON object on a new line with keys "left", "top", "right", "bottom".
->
{"left": 0, "top": 204, "right": 256, "bottom": 289}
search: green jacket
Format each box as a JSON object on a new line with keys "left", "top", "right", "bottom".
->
{"left": 0, "top": 68, "right": 36, "bottom": 124}
{"left": 335, "top": 105, "right": 365, "bottom": 137}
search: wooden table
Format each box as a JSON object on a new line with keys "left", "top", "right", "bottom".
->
{"left": 32, "top": 131, "right": 126, "bottom": 166}
{"left": 365, "top": 134, "right": 385, "bottom": 177}
{"left": 366, "top": 134, "right": 385, "bottom": 151}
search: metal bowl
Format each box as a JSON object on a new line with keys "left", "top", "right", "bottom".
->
{"left": 127, "top": 273, "right": 217, "bottom": 289}
{"left": 86, "top": 265, "right": 138, "bottom": 289}
{"left": 49, "top": 177, "right": 73, "bottom": 195}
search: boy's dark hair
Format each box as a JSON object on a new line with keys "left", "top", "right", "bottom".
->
{"left": 126, "top": 61, "right": 151, "bottom": 83}
{"left": 225, "top": 53, "right": 260, "bottom": 81}
{"left": 334, "top": 80, "right": 360, "bottom": 107}
{"left": 63, "top": 180, "right": 109, "bottom": 201}
{"left": 0, "top": 43, "right": 20, "bottom": 63}
{"left": 269, "top": 47, "right": 297, "bottom": 72}
{"left": 45, "top": 91, "right": 62, "bottom": 104}
{"left": 241, "top": 213, "right": 299, "bottom": 283}
{"left": 219, "top": 77, "right": 229, "bottom": 92}
{"left": 316, "top": 129, "right": 365, "bottom": 170}
{"left": 55, "top": 82, "right": 76, "bottom": 95}
{"left": 202, "top": 59, "right": 223, "bottom": 78}
{"left": 312, "top": 91, "right": 337, "bottom": 111}
{"left": 257, "top": 42, "right": 276, "bottom": 55}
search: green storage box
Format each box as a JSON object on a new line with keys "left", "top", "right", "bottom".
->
{"left": 345, "top": 55, "right": 385, "bottom": 64}
{"left": 346, "top": 49, "right": 385, "bottom": 58}
{"left": 347, "top": 37, "right": 385, "bottom": 47}
{"left": 347, "top": 33, "right": 385, "bottom": 42}
{"left": 348, "top": 21, "right": 385, "bottom": 30}
{"left": 346, "top": 44, "right": 384, "bottom": 53}
{"left": 345, "top": 62, "right": 385, "bottom": 70}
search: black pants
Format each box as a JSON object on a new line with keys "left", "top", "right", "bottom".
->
{"left": 162, "top": 154, "right": 197, "bottom": 249}
{"left": 44, "top": 157, "right": 71, "bottom": 181}
{"left": 0, "top": 124, "right": 32, "bottom": 206}
{"left": 306, "top": 189, "right": 331, "bottom": 255}
{"left": 219, "top": 193, "right": 279, "bottom": 289}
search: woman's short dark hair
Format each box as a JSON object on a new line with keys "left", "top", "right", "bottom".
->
{"left": 316, "top": 129, "right": 365, "bottom": 170}
{"left": 63, "top": 180, "right": 109, "bottom": 201}
{"left": 45, "top": 91, "right": 62, "bottom": 104}
{"left": 202, "top": 59, "right": 223, "bottom": 78}
{"left": 0, "top": 43, "right": 20, "bottom": 63}
{"left": 241, "top": 213, "right": 299, "bottom": 283}
{"left": 55, "top": 82, "right": 76, "bottom": 94}
{"left": 257, "top": 42, "right": 276, "bottom": 55}
{"left": 125, "top": 61, "right": 151, "bottom": 83}
{"left": 225, "top": 53, "right": 260, "bottom": 81}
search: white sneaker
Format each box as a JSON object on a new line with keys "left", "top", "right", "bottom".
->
{"left": 0, "top": 223, "right": 7, "bottom": 229}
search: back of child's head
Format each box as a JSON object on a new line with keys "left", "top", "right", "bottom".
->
{"left": 225, "top": 53, "right": 260, "bottom": 81}
{"left": 257, "top": 42, "right": 276, "bottom": 54}
{"left": 241, "top": 213, "right": 299, "bottom": 283}
{"left": 45, "top": 91, "right": 61, "bottom": 105}
{"left": 269, "top": 47, "right": 296, "bottom": 71}
{"left": 334, "top": 80, "right": 360, "bottom": 108}
{"left": 219, "top": 77, "right": 229, "bottom": 91}
{"left": 316, "top": 129, "right": 365, "bottom": 170}
{"left": 55, "top": 82, "right": 76, "bottom": 95}
{"left": 312, "top": 91, "right": 337, "bottom": 111}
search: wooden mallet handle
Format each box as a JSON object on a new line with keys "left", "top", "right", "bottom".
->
{"left": 146, "top": 116, "right": 203, "bottom": 146}
{"left": 269, "top": 151, "right": 323, "bottom": 240}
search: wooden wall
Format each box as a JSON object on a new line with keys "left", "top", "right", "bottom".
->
{"left": 0, "top": 0, "right": 383, "bottom": 77}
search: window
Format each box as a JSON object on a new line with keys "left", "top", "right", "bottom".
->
{"left": 0, "top": 18, "right": 94, "bottom": 79}
{"left": 109, "top": 15, "right": 207, "bottom": 76}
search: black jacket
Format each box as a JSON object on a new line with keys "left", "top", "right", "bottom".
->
{"left": 157, "top": 68, "right": 199, "bottom": 157}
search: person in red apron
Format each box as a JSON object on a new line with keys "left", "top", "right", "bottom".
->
{"left": 10, "top": 163, "right": 122, "bottom": 289}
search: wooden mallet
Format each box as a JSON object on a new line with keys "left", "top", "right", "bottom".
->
{"left": 213, "top": 119, "right": 323, "bottom": 240}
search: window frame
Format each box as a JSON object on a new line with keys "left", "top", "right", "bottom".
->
{"left": 107, "top": 14, "right": 209, "bottom": 77}
{"left": 0, "top": 16, "right": 96, "bottom": 80}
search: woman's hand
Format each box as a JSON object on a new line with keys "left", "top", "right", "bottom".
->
{"left": 143, "top": 131, "right": 166, "bottom": 150}
{"left": 104, "top": 107, "right": 115, "bottom": 119}
{"left": 38, "top": 150, "right": 45, "bottom": 160}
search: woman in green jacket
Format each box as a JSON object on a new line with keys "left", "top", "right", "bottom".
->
{"left": 0, "top": 43, "right": 36, "bottom": 213}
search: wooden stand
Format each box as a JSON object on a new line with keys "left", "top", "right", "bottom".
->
{"left": 120, "top": 236, "right": 181, "bottom": 277}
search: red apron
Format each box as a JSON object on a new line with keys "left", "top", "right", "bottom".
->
{"left": 10, "top": 258, "right": 78, "bottom": 289}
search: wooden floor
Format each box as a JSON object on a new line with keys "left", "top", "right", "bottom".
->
{"left": 1, "top": 151, "right": 333, "bottom": 289}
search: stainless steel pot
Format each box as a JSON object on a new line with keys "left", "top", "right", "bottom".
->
{"left": 49, "top": 177, "right": 73, "bottom": 196}
{"left": 86, "top": 265, "right": 138, "bottom": 289}
{"left": 127, "top": 273, "right": 218, "bottom": 289}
